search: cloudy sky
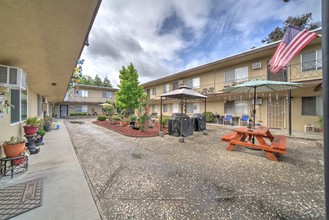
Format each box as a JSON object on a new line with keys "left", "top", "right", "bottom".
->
{"left": 80, "top": 0, "right": 321, "bottom": 87}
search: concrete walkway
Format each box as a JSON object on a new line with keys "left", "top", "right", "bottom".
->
{"left": 0, "top": 119, "right": 101, "bottom": 220}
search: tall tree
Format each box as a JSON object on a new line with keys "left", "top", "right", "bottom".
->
{"left": 115, "top": 63, "right": 145, "bottom": 114}
{"left": 102, "top": 76, "right": 113, "bottom": 88}
{"left": 94, "top": 74, "right": 103, "bottom": 86}
{"left": 79, "top": 75, "right": 94, "bottom": 85}
{"left": 262, "top": 13, "right": 321, "bottom": 44}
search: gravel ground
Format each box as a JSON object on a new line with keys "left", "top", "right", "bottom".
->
{"left": 65, "top": 119, "right": 324, "bottom": 220}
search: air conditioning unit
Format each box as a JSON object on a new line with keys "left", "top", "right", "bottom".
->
{"left": 252, "top": 98, "right": 262, "bottom": 105}
{"left": 0, "top": 64, "right": 27, "bottom": 89}
{"left": 178, "top": 80, "right": 184, "bottom": 85}
{"left": 252, "top": 62, "right": 262, "bottom": 70}
{"left": 42, "top": 97, "right": 48, "bottom": 104}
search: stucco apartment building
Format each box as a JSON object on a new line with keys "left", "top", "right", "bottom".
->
{"left": 53, "top": 84, "right": 117, "bottom": 118}
{"left": 0, "top": 1, "right": 101, "bottom": 144}
{"left": 142, "top": 29, "right": 322, "bottom": 132}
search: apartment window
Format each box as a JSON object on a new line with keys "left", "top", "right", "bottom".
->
{"left": 76, "top": 90, "right": 88, "bottom": 97}
{"left": 152, "top": 105, "right": 157, "bottom": 113}
{"left": 225, "top": 66, "right": 248, "bottom": 83}
{"left": 224, "top": 101, "right": 248, "bottom": 115}
{"left": 75, "top": 105, "right": 88, "bottom": 113}
{"left": 185, "top": 77, "right": 200, "bottom": 89}
{"left": 186, "top": 103, "right": 194, "bottom": 113}
{"left": 163, "top": 104, "right": 169, "bottom": 112}
{"left": 10, "top": 88, "right": 27, "bottom": 124}
{"left": 152, "top": 87, "right": 157, "bottom": 95}
{"left": 163, "top": 84, "right": 170, "bottom": 93}
{"left": 301, "top": 49, "right": 322, "bottom": 71}
{"left": 302, "top": 96, "right": 322, "bottom": 116}
{"left": 102, "top": 91, "right": 112, "bottom": 99}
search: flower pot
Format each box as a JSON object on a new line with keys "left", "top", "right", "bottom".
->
{"left": 35, "top": 136, "right": 44, "bottom": 144}
{"left": 3, "top": 142, "right": 26, "bottom": 158}
{"left": 122, "top": 122, "right": 129, "bottom": 127}
{"left": 24, "top": 126, "right": 38, "bottom": 135}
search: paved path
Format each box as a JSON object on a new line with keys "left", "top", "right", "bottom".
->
{"left": 1, "top": 119, "right": 101, "bottom": 220}
{"left": 65, "top": 119, "right": 325, "bottom": 219}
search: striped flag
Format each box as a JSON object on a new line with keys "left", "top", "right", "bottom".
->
{"left": 269, "top": 25, "right": 318, "bottom": 74}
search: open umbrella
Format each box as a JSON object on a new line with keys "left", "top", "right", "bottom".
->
{"left": 223, "top": 79, "right": 303, "bottom": 129}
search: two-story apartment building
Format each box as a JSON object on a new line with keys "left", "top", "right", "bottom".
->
{"left": 53, "top": 84, "right": 117, "bottom": 118}
{"left": 142, "top": 29, "right": 322, "bottom": 132}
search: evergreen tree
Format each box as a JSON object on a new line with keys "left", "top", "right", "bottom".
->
{"left": 94, "top": 74, "right": 103, "bottom": 86}
{"left": 262, "top": 13, "right": 321, "bottom": 44}
{"left": 102, "top": 76, "right": 113, "bottom": 88}
{"left": 115, "top": 63, "right": 146, "bottom": 114}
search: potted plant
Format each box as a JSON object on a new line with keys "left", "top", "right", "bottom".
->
{"left": 35, "top": 128, "right": 46, "bottom": 145}
{"left": 2, "top": 136, "right": 26, "bottom": 158}
{"left": 122, "top": 118, "right": 130, "bottom": 127}
{"left": 24, "top": 116, "right": 40, "bottom": 135}
{"left": 44, "top": 116, "right": 53, "bottom": 132}
{"left": 129, "top": 114, "right": 137, "bottom": 126}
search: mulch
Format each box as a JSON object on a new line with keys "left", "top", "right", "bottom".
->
{"left": 92, "top": 120, "right": 168, "bottom": 137}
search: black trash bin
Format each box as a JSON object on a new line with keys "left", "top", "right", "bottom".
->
{"left": 168, "top": 113, "right": 193, "bottom": 137}
{"left": 191, "top": 113, "right": 206, "bottom": 131}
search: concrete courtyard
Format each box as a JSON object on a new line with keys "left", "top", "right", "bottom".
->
{"left": 65, "top": 118, "right": 325, "bottom": 219}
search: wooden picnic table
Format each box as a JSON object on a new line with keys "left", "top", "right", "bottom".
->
{"left": 221, "top": 126, "right": 287, "bottom": 161}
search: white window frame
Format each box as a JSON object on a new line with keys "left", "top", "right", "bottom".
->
{"left": 10, "top": 87, "right": 28, "bottom": 125}
{"left": 102, "top": 91, "right": 112, "bottom": 99}
{"left": 151, "top": 105, "right": 157, "bottom": 113}
{"left": 301, "top": 96, "right": 322, "bottom": 116}
{"left": 301, "top": 49, "right": 322, "bottom": 71}
{"left": 163, "top": 104, "right": 169, "bottom": 113}
{"left": 75, "top": 105, "right": 88, "bottom": 113}
{"left": 225, "top": 66, "right": 248, "bottom": 83}
{"left": 163, "top": 84, "right": 170, "bottom": 93}
{"left": 192, "top": 77, "right": 200, "bottom": 89}
{"left": 152, "top": 87, "right": 157, "bottom": 95}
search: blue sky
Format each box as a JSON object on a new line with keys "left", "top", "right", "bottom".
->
{"left": 80, "top": 0, "right": 321, "bottom": 87}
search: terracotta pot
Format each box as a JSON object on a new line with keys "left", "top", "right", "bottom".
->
{"left": 122, "top": 122, "right": 129, "bottom": 127}
{"left": 3, "top": 142, "right": 26, "bottom": 158}
{"left": 23, "top": 126, "right": 38, "bottom": 135}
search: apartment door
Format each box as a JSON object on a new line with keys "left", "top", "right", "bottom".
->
{"left": 60, "top": 105, "right": 68, "bottom": 118}
{"left": 267, "top": 98, "right": 286, "bottom": 128}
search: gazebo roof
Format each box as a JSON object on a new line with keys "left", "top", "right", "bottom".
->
{"left": 160, "top": 85, "right": 207, "bottom": 99}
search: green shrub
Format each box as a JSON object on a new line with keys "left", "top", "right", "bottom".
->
{"left": 69, "top": 112, "right": 87, "bottom": 116}
{"left": 129, "top": 114, "right": 137, "bottom": 122}
{"left": 161, "top": 115, "right": 169, "bottom": 127}
{"left": 97, "top": 115, "right": 107, "bottom": 121}
{"left": 203, "top": 112, "right": 214, "bottom": 123}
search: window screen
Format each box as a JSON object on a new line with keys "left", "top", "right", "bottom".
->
{"left": 11, "top": 89, "right": 20, "bottom": 124}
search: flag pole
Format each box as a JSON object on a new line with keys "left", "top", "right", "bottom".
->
{"left": 322, "top": 0, "right": 329, "bottom": 218}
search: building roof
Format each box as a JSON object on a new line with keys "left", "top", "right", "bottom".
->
{"left": 75, "top": 84, "right": 118, "bottom": 91}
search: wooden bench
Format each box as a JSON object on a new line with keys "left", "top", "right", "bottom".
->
{"left": 221, "top": 132, "right": 239, "bottom": 142}
{"left": 271, "top": 135, "right": 287, "bottom": 151}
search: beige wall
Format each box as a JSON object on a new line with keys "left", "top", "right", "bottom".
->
{"left": 66, "top": 88, "right": 116, "bottom": 103}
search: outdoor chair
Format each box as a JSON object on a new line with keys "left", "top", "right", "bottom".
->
{"left": 239, "top": 114, "right": 249, "bottom": 126}
{"left": 223, "top": 114, "right": 233, "bottom": 125}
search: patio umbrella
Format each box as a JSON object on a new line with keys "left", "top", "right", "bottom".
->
{"left": 223, "top": 79, "right": 303, "bottom": 129}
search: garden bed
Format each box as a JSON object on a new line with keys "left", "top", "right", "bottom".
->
{"left": 92, "top": 120, "right": 168, "bottom": 137}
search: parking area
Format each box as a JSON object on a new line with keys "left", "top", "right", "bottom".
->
{"left": 66, "top": 119, "right": 325, "bottom": 219}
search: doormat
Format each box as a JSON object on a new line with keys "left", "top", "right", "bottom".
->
{"left": 0, "top": 178, "right": 43, "bottom": 220}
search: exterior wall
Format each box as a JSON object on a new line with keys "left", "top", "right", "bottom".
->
{"left": 66, "top": 88, "right": 116, "bottom": 103}
{"left": 143, "top": 42, "right": 322, "bottom": 132}
{"left": 28, "top": 87, "right": 39, "bottom": 117}
{"left": 68, "top": 104, "right": 103, "bottom": 115}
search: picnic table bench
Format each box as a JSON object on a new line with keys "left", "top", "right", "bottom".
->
{"left": 221, "top": 126, "right": 286, "bottom": 161}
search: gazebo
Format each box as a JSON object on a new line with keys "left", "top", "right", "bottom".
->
{"left": 160, "top": 85, "right": 207, "bottom": 141}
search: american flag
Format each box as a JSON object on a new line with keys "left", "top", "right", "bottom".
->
{"left": 269, "top": 25, "right": 318, "bottom": 74}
